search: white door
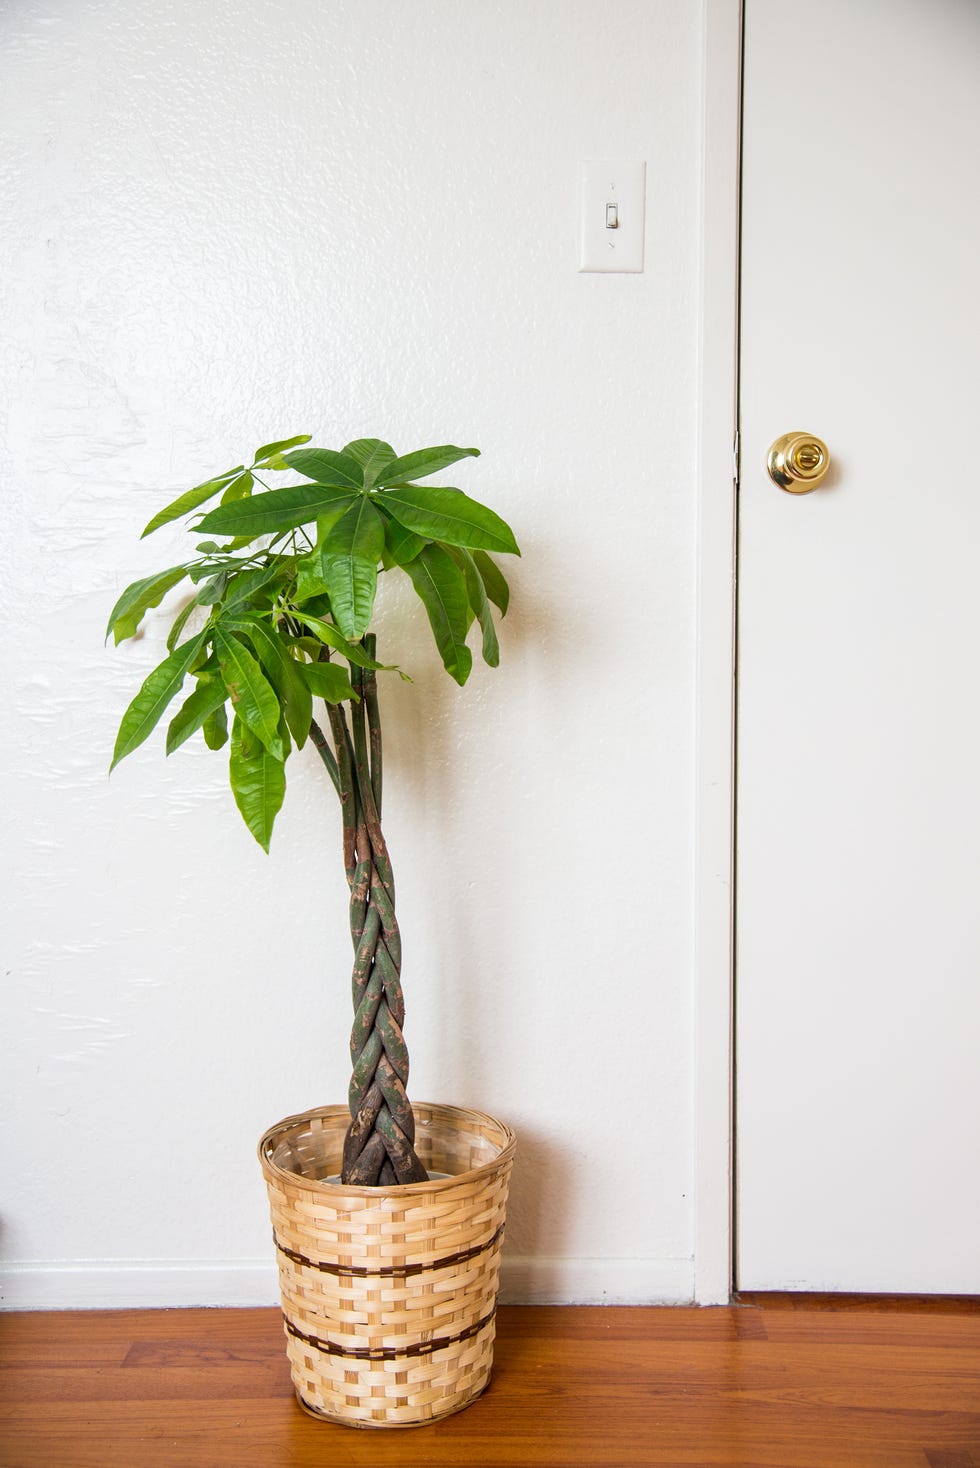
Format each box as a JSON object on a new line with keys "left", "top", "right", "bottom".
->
{"left": 736, "top": 0, "right": 980, "bottom": 1292}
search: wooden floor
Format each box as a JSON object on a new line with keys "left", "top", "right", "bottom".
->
{"left": 2, "top": 1297, "right": 979, "bottom": 1467}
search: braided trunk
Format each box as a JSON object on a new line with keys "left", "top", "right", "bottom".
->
{"left": 311, "top": 638, "right": 426, "bottom": 1187}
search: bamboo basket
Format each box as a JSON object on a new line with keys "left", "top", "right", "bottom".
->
{"left": 258, "top": 1101, "right": 516, "bottom": 1428}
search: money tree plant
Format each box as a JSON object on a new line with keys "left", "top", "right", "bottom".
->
{"left": 108, "top": 434, "right": 519, "bottom": 1187}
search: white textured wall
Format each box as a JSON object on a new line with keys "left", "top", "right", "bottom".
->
{"left": 1, "top": 0, "right": 703, "bottom": 1306}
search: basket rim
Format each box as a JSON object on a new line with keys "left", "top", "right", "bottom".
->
{"left": 257, "top": 1100, "right": 517, "bottom": 1197}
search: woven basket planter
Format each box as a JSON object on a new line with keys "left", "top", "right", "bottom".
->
{"left": 258, "top": 1101, "right": 516, "bottom": 1428}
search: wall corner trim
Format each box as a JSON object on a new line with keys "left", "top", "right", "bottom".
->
{"left": 693, "top": 0, "right": 742, "bottom": 1307}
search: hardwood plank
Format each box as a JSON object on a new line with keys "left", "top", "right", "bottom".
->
{"left": 749, "top": 1311, "right": 980, "bottom": 1350}
{"left": 0, "top": 1302, "right": 977, "bottom": 1468}
{"left": 740, "top": 1292, "right": 980, "bottom": 1314}
{"left": 0, "top": 1397, "right": 952, "bottom": 1468}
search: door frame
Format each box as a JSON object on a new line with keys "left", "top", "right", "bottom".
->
{"left": 693, "top": 0, "right": 741, "bottom": 1305}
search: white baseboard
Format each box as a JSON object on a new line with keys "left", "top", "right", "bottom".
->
{"left": 1, "top": 1255, "right": 695, "bottom": 1311}
{"left": 500, "top": 1256, "right": 694, "bottom": 1305}
{"left": 0, "top": 1261, "right": 280, "bottom": 1311}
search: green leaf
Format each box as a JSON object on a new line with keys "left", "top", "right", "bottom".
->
{"left": 254, "top": 433, "right": 311, "bottom": 462}
{"left": 110, "top": 631, "right": 208, "bottom": 770}
{"left": 382, "top": 485, "right": 519, "bottom": 556}
{"left": 343, "top": 438, "right": 394, "bottom": 467}
{"left": 294, "top": 591, "right": 331, "bottom": 616}
{"left": 295, "top": 557, "right": 331, "bottom": 603}
{"left": 276, "top": 706, "right": 293, "bottom": 761}
{"left": 219, "top": 470, "right": 254, "bottom": 505}
{"left": 311, "top": 499, "right": 384, "bottom": 638}
{"left": 106, "top": 565, "right": 189, "bottom": 644}
{"left": 405, "top": 544, "right": 472, "bottom": 686}
{"left": 187, "top": 560, "right": 232, "bottom": 583}
{"left": 321, "top": 555, "right": 378, "bottom": 641}
{"left": 293, "top": 614, "right": 391, "bottom": 671}
{"left": 197, "top": 484, "right": 356, "bottom": 538}
{"left": 271, "top": 654, "right": 313, "bottom": 748}
{"left": 221, "top": 562, "right": 283, "bottom": 612}
{"left": 228, "top": 716, "right": 286, "bottom": 851}
{"left": 165, "top": 677, "right": 229, "bottom": 756}
{"left": 320, "top": 496, "right": 385, "bottom": 561}
{"left": 195, "top": 571, "right": 228, "bottom": 605}
{"left": 377, "top": 505, "right": 426, "bottom": 567}
{"left": 140, "top": 469, "right": 244, "bottom": 538}
{"left": 376, "top": 445, "right": 480, "bottom": 485}
{"left": 453, "top": 547, "right": 500, "bottom": 667}
{"left": 301, "top": 660, "right": 358, "bottom": 703}
{"left": 472, "top": 550, "right": 510, "bottom": 614}
{"left": 315, "top": 500, "right": 354, "bottom": 547}
{"left": 214, "top": 629, "right": 284, "bottom": 760}
{"left": 203, "top": 701, "right": 229, "bottom": 750}
{"left": 343, "top": 438, "right": 396, "bottom": 490}
{"left": 223, "top": 615, "right": 313, "bottom": 749}
{"left": 282, "top": 447, "right": 364, "bottom": 490}
{"left": 166, "top": 597, "right": 198, "bottom": 652}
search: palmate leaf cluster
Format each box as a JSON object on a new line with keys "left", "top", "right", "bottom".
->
{"left": 108, "top": 435, "right": 519, "bottom": 850}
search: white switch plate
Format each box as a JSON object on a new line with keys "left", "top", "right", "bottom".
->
{"left": 579, "top": 160, "right": 646, "bottom": 273}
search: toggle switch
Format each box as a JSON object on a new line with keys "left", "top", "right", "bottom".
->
{"left": 579, "top": 160, "right": 645, "bottom": 273}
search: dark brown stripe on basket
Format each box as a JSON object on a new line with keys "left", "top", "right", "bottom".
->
{"left": 284, "top": 1306, "right": 497, "bottom": 1363}
{"left": 273, "top": 1222, "right": 505, "bottom": 1279}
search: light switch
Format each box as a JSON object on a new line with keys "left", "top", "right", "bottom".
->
{"left": 579, "top": 160, "right": 645, "bottom": 273}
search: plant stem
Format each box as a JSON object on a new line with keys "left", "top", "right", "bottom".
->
{"left": 308, "top": 719, "right": 340, "bottom": 795}
{"left": 363, "top": 634, "right": 383, "bottom": 816}
{"left": 325, "top": 698, "right": 359, "bottom": 886}
{"left": 323, "top": 644, "right": 424, "bottom": 1187}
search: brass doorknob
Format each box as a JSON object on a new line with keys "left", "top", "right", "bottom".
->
{"left": 767, "top": 432, "right": 831, "bottom": 493}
